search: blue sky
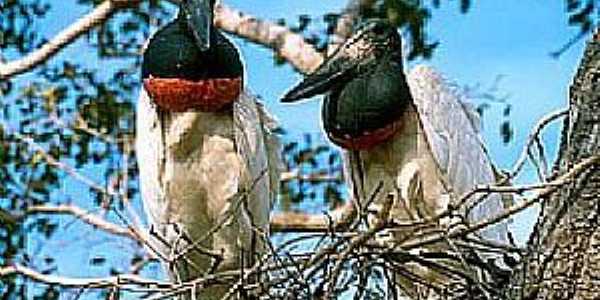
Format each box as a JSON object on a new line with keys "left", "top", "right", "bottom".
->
{"left": 9, "top": 0, "right": 592, "bottom": 297}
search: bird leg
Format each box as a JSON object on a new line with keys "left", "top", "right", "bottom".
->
{"left": 395, "top": 160, "right": 427, "bottom": 221}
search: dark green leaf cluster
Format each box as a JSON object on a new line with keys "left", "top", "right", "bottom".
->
{"left": 77, "top": 0, "right": 171, "bottom": 57}
{"left": 551, "top": 0, "right": 598, "bottom": 57}
{"left": 0, "top": 0, "right": 51, "bottom": 55}
{"left": 566, "top": 0, "right": 597, "bottom": 34}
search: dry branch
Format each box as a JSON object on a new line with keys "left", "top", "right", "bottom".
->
{"left": 0, "top": 1, "right": 124, "bottom": 78}
{"left": 215, "top": 4, "right": 323, "bottom": 74}
{"left": 270, "top": 202, "right": 355, "bottom": 233}
{"left": 509, "top": 108, "right": 569, "bottom": 178}
{"left": 25, "top": 204, "right": 137, "bottom": 240}
{"left": 0, "top": 264, "right": 171, "bottom": 291}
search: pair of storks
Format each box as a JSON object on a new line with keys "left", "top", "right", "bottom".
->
{"left": 138, "top": 0, "right": 509, "bottom": 298}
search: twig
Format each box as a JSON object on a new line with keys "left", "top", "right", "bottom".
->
{"left": 270, "top": 202, "right": 355, "bottom": 233}
{"left": 509, "top": 108, "right": 568, "bottom": 178}
{"left": 25, "top": 204, "right": 137, "bottom": 240}
{"left": 279, "top": 169, "right": 342, "bottom": 182}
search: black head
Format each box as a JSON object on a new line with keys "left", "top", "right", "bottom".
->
{"left": 179, "top": 0, "right": 216, "bottom": 51}
{"left": 345, "top": 20, "right": 402, "bottom": 57}
{"left": 142, "top": 0, "right": 244, "bottom": 81}
{"left": 281, "top": 20, "right": 403, "bottom": 102}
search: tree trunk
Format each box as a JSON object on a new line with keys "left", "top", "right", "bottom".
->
{"left": 508, "top": 31, "right": 600, "bottom": 299}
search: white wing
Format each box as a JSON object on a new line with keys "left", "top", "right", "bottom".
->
{"left": 407, "top": 65, "right": 508, "bottom": 242}
{"left": 233, "top": 92, "right": 282, "bottom": 235}
{"left": 341, "top": 65, "right": 510, "bottom": 299}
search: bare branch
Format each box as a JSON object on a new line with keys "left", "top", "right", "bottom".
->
{"left": 279, "top": 169, "right": 341, "bottom": 182}
{"left": 270, "top": 202, "right": 355, "bottom": 232}
{"left": 215, "top": 3, "right": 322, "bottom": 74}
{"left": 0, "top": 264, "right": 171, "bottom": 291}
{"left": 509, "top": 108, "right": 568, "bottom": 178}
{"left": 0, "top": 1, "right": 129, "bottom": 79}
{"left": 25, "top": 204, "right": 137, "bottom": 240}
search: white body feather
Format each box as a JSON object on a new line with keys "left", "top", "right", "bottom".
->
{"left": 136, "top": 89, "right": 280, "bottom": 298}
{"left": 343, "top": 65, "right": 509, "bottom": 298}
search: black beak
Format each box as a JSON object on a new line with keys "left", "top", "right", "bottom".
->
{"left": 181, "top": 0, "right": 212, "bottom": 51}
{"left": 281, "top": 61, "right": 352, "bottom": 103}
{"left": 281, "top": 42, "right": 356, "bottom": 103}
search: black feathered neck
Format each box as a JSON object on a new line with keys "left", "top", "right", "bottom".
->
{"left": 141, "top": 16, "right": 243, "bottom": 82}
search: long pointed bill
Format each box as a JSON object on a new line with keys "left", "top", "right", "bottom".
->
{"left": 281, "top": 36, "right": 360, "bottom": 103}
{"left": 281, "top": 66, "right": 350, "bottom": 103}
{"left": 181, "top": 0, "right": 212, "bottom": 51}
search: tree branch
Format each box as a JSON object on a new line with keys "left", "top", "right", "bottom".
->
{"left": 0, "top": 1, "right": 127, "bottom": 79}
{"left": 328, "top": 0, "right": 377, "bottom": 54}
{"left": 270, "top": 202, "right": 355, "bottom": 233}
{"left": 25, "top": 204, "right": 138, "bottom": 240}
{"left": 509, "top": 108, "right": 568, "bottom": 178}
{"left": 0, "top": 264, "right": 171, "bottom": 291}
{"left": 214, "top": 3, "right": 322, "bottom": 74}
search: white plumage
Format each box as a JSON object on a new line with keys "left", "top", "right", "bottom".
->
{"left": 136, "top": 89, "right": 280, "bottom": 298}
{"left": 343, "top": 65, "right": 509, "bottom": 297}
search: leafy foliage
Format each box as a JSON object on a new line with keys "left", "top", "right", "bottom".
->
{"left": 0, "top": 1, "right": 170, "bottom": 298}
{"left": 551, "top": 0, "right": 598, "bottom": 57}
{"left": 0, "top": 0, "right": 51, "bottom": 55}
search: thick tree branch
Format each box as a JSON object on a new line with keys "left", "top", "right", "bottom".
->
{"left": 214, "top": 3, "right": 322, "bottom": 74}
{"left": 510, "top": 30, "right": 600, "bottom": 299}
{"left": 270, "top": 202, "right": 355, "bottom": 233}
{"left": 328, "top": 0, "right": 377, "bottom": 54}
